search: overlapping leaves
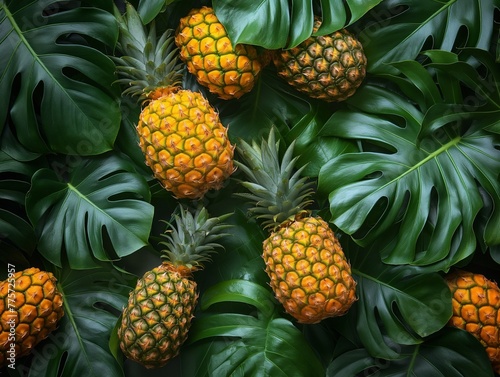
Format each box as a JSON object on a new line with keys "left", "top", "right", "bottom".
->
{"left": 359, "top": 0, "right": 500, "bottom": 74}
{"left": 212, "top": 0, "right": 382, "bottom": 48}
{"left": 26, "top": 153, "right": 154, "bottom": 269}
{"left": 318, "top": 50, "right": 500, "bottom": 271}
{"left": 328, "top": 328, "right": 495, "bottom": 376}
{"left": 0, "top": 132, "right": 38, "bottom": 261}
{"left": 189, "top": 279, "right": 325, "bottom": 377}
{"left": 0, "top": 0, "right": 120, "bottom": 155}
{"left": 349, "top": 245, "right": 452, "bottom": 359}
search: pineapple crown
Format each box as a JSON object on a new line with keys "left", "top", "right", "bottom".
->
{"left": 159, "top": 204, "right": 232, "bottom": 270}
{"left": 235, "top": 128, "right": 315, "bottom": 230}
{"left": 113, "top": 2, "right": 183, "bottom": 100}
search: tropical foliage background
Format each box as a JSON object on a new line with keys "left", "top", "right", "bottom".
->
{"left": 1, "top": 0, "right": 500, "bottom": 376}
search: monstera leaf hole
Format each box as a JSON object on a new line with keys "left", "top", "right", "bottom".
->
{"left": 61, "top": 66, "right": 108, "bottom": 93}
{"left": 349, "top": 196, "right": 389, "bottom": 240}
{"left": 56, "top": 351, "right": 69, "bottom": 376}
{"left": 93, "top": 301, "right": 123, "bottom": 318}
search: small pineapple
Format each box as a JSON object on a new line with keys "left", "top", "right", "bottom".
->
{"left": 114, "top": 3, "right": 235, "bottom": 199}
{"left": 273, "top": 17, "right": 367, "bottom": 102}
{"left": 175, "top": 6, "right": 262, "bottom": 100}
{"left": 0, "top": 268, "right": 64, "bottom": 367}
{"left": 445, "top": 270, "right": 500, "bottom": 373}
{"left": 118, "top": 204, "right": 231, "bottom": 368}
{"left": 235, "top": 129, "right": 356, "bottom": 324}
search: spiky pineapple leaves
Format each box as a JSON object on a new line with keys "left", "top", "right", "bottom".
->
{"left": 218, "top": 69, "right": 357, "bottom": 178}
{"left": 26, "top": 153, "right": 154, "bottom": 269}
{"left": 328, "top": 328, "right": 495, "bottom": 376}
{"left": 19, "top": 266, "right": 137, "bottom": 377}
{"left": 212, "top": 0, "right": 383, "bottom": 48}
{"left": 0, "top": 0, "right": 120, "bottom": 155}
{"left": 188, "top": 279, "right": 325, "bottom": 377}
{"left": 359, "top": 0, "right": 500, "bottom": 74}
{"left": 318, "top": 49, "right": 500, "bottom": 271}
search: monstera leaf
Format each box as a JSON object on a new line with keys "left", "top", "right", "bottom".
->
{"left": 348, "top": 246, "right": 452, "bottom": 359}
{"left": 0, "top": 0, "right": 120, "bottom": 155}
{"left": 20, "top": 266, "right": 136, "bottom": 377}
{"left": 212, "top": 0, "right": 382, "bottom": 48}
{"left": 360, "top": 0, "right": 500, "bottom": 74}
{"left": 189, "top": 279, "right": 325, "bottom": 377}
{"left": 137, "top": 0, "right": 179, "bottom": 24}
{"left": 26, "top": 153, "right": 154, "bottom": 269}
{"left": 0, "top": 125, "right": 43, "bottom": 262}
{"left": 327, "top": 328, "right": 495, "bottom": 376}
{"left": 318, "top": 52, "right": 500, "bottom": 271}
{"left": 0, "top": 155, "right": 35, "bottom": 258}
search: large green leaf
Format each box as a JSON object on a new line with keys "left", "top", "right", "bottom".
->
{"left": 421, "top": 49, "right": 500, "bottom": 136}
{"left": 0, "top": 127, "right": 40, "bottom": 260}
{"left": 377, "top": 49, "right": 500, "bottom": 138}
{"left": 327, "top": 328, "right": 495, "bottom": 376}
{"left": 212, "top": 0, "right": 382, "bottom": 48}
{"left": 25, "top": 153, "right": 154, "bottom": 269}
{"left": 349, "top": 246, "right": 452, "bottom": 359}
{"left": 318, "top": 81, "right": 500, "bottom": 270}
{"left": 359, "top": 0, "right": 500, "bottom": 74}
{"left": 189, "top": 279, "right": 325, "bottom": 377}
{"left": 15, "top": 266, "right": 136, "bottom": 377}
{"left": 0, "top": 0, "right": 120, "bottom": 155}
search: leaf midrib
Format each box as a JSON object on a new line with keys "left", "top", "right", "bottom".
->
{"left": 58, "top": 281, "right": 96, "bottom": 375}
{"left": 375, "top": 135, "right": 461, "bottom": 196}
{"left": 375, "top": 0, "right": 459, "bottom": 56}
{"left": 66, "top": 182, "right": 134, "bottom": 235}
{"left": 3, "top": 3, "right": 108, "bottom": 135}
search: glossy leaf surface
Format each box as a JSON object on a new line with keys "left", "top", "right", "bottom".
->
{"left": 26, "top": 154, "right": 153, "bottom": 269}
{"left": 0, "top": 0, "right": 120, "bottom": 154}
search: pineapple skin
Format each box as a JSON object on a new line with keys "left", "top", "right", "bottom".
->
{"left": 0, "top": 268, "right": 64, "bottom": 367}
{"left": 118, "top": 262, "right": 198, "bottom": 369}
{"left": 446, "top": 270, "right": 500, "bottom": 373}
{"left": 263, "top": 215, "right": 357, "bottom": 324}
{"left": 175, "top": 6, "right": 262, "bottom": 100}
{"left": 137, "top": 89, "right": 235, "bottom": 199}
{"left": 273, "top": 21, "right": 367, "bottom": 102}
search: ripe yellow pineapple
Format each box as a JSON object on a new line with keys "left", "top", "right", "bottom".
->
{"left": 175, "top": 6, "right": 262, "bottom": 100}
{"left": 235, "top": 129, "right": 356, "bottom": 324}
{"left": 445, "top": 270, "right": 500, "bottom": 373}
{"left": 0, "top": 267, "right": 64, "bottom": 367}
{"left": 273, "top": 17, "right": 367, "bottom": 102}
{"left": 114, "top": 3, "right": 235, "bottom": 199}
{"left": 117, "top": 204, "right": 231, "bottom": 368}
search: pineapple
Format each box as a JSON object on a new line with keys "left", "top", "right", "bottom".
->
{"left": 0, "top": 267, "right": 64, "bottom": 367}
{"left": 235, "top": 129, "right": 356, "bottom": 324}
{"left": 445, "top": 270, "right": 500, "bottom": 373}
{"left": 273, "top": 17, "right": 367, "bottom": 102}
{"left": 117, "top": 204, "right": 231, "bottom": 368}
{"left": 175, "top": 6, "right": 262, "bottom": 100}
{"left": 114, "top": 3, "right": 235, "bottom": 199}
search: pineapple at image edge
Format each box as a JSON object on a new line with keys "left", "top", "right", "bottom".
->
{"left": 445, "top": 270, "right": 500, "bottom": 373}
{"left": 113, "top": 3, "right": 235, "bottom": 200}
{"left": 235, "top": 129, "right": 357, "bottom": 324}
{"left": 117, "top": 204, "right": 231, "bottom": 369}
{"left": 273, "top": 16, "right": 367, "bottom": 102}
{"left": 175, "top": 6, "right": 263, "bottom": 100}
{"left": 0, "top": 268, "right": 64, "bottom": 367}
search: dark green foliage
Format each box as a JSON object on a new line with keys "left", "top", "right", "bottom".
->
{"left": 1, "top": 0, "right": 499, "bottom": 376}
